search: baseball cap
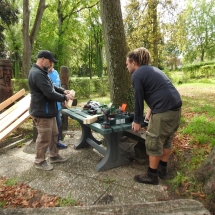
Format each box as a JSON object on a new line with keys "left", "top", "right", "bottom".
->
{"left": 37, "top": 50, "right": 57, "bottom": 63}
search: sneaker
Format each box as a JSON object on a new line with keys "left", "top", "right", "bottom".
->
{"left": 57, "top": 142, "right": 68, "bottom": 149}
{"left": 49, "top": 155, "right": 68, "bottom": 164}
{"left": 134, "top": 171, "right": 159, "bottom": 185}
{"left": 35, "top": 161, "right": 53, "bottom": 171}
{"left": 158, "top": 164, "right": 167, "bottom": 179}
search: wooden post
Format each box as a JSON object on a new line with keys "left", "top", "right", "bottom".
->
{"left": 60, "top": 66, "right": 70, "bottom": 133}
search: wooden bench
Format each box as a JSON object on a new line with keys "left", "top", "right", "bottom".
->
{"left": 0, "top": 89, "right": 31, "bottom": 143}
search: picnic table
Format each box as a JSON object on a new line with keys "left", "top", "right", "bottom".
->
{"left": 61, "top": 108, "right": 135, "bottom": 171}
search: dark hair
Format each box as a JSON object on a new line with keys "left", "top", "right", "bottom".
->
{"left": 127, "top": 47, "right": 151, "bottom": 66}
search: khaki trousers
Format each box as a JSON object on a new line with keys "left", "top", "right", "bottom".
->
{"left": 146, "top": 109, "right": 181, "bottom": 156}
{"left": 32, "top": 116, "right": 59, "bottom": 164}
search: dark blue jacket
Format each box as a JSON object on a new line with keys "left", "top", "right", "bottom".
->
{"left": 28, "top": 64, "right": 66, "bottom": 118}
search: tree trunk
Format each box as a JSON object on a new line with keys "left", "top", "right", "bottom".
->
{"left": 201, "top": 49, "right": 205, "bottom": 61}
{"left": 94, "top": 28, "right": 103, "bottom": 77}
{"left": 148, "top": 0, "right": 158, "bottom": 67}
{"left": 22, "top": 0, "right": 47, "bottom": 78}
{"left": 88, "top": 37, "right": 92, "bottom": 79}
{"left": 100, "top": 0, "right": 133, "bottom": 110}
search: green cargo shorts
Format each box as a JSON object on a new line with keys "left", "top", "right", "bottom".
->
{"left": 145, "top": 109, "right": 181, "bottom": 156}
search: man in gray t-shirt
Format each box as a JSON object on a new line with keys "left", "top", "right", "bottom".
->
{"left": 126, "top": 47, "right": 182, "bottom": 185}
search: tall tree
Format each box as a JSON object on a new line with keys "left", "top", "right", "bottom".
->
{"left": 87, "top": 6, "right": 103, "bottom": 77}
{"left": 100, "top": 0, "right": 132, "bottom": 110}
{"left": 147, "top": 0, "right": 159, "bottom": 67}
{"left": 184, "top": 0, "right": 215, "bottom": 61}
{"left": 176, "top": 0, "right": 215, "bottom": 63}
{"left": 22, "top": 0, "right": 48, "bottom": 78}
{"left": 55, "top": 0, "right": 99, "bottom": 70}
{"left": 0, "top": 0, "right": 18, "bottom": 58}
{"left": 124, "top": 0, "right": 178, "bottom": 68}
{"left": 123, "top": 0, "right": 162, "bottom": 67}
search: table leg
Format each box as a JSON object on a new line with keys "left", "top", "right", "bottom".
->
{"left": 74, "top": 123, "right": 101, "bottom": 149}
{"left": 95, "top": 131, "right": 130, "bottom": 171}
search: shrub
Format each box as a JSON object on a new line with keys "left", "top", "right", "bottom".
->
{"left": 12, "top": 79, "right": 29, "bottom": 93}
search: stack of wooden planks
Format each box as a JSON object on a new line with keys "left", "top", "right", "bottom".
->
{"left": 0, "top": 89, "right": 31, "bottom": 143}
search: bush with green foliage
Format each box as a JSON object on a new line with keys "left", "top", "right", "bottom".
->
{"left": 182, "top": 61, "right": 215, "bottom": 78}
{"left": 12, "top": 79, "right": 28, "bottom": 93}
{"left": 69, "top": 77, "right": 109, "bottom": 98}
{"left": 12, "top": 77, "right": 110, "bottom": 99}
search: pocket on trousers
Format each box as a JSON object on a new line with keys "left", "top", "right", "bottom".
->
{"left": 146, "top": 131, "right": 159, "bottom": 151}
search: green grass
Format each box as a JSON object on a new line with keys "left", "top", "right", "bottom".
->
{"left": 168, "top": 171, "right": 190, "bottom": 190}
{"left": 0, "top": 201, "right": 6, "bottom": 208}
{"left": 57, "top": 194, "right": 78, "bottom": 207}
{"left": 4, "top": 178, "right": 18, "bottom": 186}
{"left": 77, "top": 96, "right": 110, "bottom": 106}
{"left": 103, "top": 177, "right": 115, "bottom": 187}
{"left": 167, "top": 81, "right": 215, "bottom": 211}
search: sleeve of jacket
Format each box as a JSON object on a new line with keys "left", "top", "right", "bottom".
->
{"left": 54, "top": 85, "right": 65, "bottom": 94}
{"left": 35, "top": 72, "right": 66, "bottom": 102}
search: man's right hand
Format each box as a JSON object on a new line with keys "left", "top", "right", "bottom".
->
{"left": 132, "top": 122, "right": 141, "bottom": 132}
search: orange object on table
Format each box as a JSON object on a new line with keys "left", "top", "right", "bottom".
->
{"left": 121, "top": 103, "right": 127, "bottom": 112}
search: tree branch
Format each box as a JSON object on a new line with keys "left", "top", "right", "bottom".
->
{"left": 30, "top": 0, "right": 48, "bottom": 45}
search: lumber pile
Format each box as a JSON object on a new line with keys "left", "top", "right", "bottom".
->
{"left": 0, "top": 89, "right": 31, "bottom": 143}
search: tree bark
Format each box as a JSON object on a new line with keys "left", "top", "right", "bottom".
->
{"left": 100, "top": 0, "right": 133, "bottom": 110}
{"left": 147, "top": 0, "right": 158, "bottom": 67}
{"left": 194, "top": 147, "right": 215, "bottom": 194}
{"left": 22, "top": 0, "right": 47, "bottom": 78}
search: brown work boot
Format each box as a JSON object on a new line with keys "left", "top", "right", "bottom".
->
{"left": 158, "top": 164, "right": 167, "bottom": 179}
{"left": 134, "top": 171, "right": 159, "bottom": 185}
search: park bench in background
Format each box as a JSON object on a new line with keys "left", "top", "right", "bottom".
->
{"left": 0, "top": 89, "right": 31, "bottom": 143}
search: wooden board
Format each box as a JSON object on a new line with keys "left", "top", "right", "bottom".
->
{"left": 0, "top": 89, "right": 25, "bottom": 112}
{"left": 0, "top": 111, "right": 30, "bottom": 142}
{"left": 0, "top": 91, "right": 31, "bottom": 143}
{"left": 0, "top": 94, "right": 31, "bottom": 132}
{"left": 0, "top": 94, "right": 31, "bottom": 120}
{"left": 65, "top": 89, "right": 75, "bottom": 108}
{"left": 83, "top": 115, "right": 99, "bottom": 124}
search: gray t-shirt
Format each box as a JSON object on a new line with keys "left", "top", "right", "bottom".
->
{"left": 132, "top": 65, "right": 182, "bottom": 124}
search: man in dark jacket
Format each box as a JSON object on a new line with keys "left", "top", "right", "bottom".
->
{"left": 28, "top": 50, "right": 74, "bottom": 171}
{"left": 126, "top": 47, "right": 182, "bottom": 185}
